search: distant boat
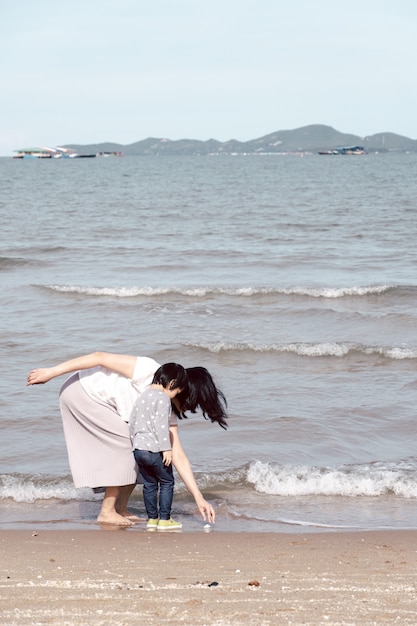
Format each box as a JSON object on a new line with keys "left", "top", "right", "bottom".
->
{"left": 13, "top": 147, "right": 54, "bottom": 159}
{"left": 13, "top": 146, "right": 96, "bottom": 159}
{"left": 318, "top": 146, "right": 366, "bottom": 155}
{"left": 97, "top": 151, "right": 124, "bottom": 157}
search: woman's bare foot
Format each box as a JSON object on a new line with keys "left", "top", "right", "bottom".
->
{"left": 97, "top": 511, "right": 133, "bottom": 526}
{"left": 117, "top": 509, "right": 145, "bottom": 523}
{"left": 123, "top": 513, "right": 141, "bottom": 522}
{"left": 99, "top": 486, "right": 136, "bottom": 526}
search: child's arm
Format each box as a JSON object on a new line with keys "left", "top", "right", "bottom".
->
{"left": 26, "top": 352, "right": 137, "bottom": 385}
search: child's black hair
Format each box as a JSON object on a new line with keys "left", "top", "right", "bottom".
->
{"left": 152, "top": 362, "right": 188, "bottom": 394}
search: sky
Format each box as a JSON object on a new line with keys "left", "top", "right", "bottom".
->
{"left": 1, "top": 0, "right": 417, "bottom": 155}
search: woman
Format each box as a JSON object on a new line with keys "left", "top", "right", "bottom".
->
{"left": 26, "top": 351, "right": 227, "bottom": 526}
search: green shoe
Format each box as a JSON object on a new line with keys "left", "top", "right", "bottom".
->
{"left": 157, "top": 518, "right": 182, "bottom": 530}
{"left": 146, "top": 518, "right": 159, "bottom": 529}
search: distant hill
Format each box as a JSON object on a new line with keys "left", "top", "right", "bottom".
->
{"left": 65, "top": 124, "right": 417, "bottom": 155}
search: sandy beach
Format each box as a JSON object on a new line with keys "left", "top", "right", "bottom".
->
{"left": 1, "top": 529, "right": 417, "bottom": 625}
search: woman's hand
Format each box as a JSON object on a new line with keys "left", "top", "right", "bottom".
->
{"left": 196, "top": 498, "right": 216, "bottom": 524}
{"left": 26, "top": 368, "right": 55, "bottom": 385}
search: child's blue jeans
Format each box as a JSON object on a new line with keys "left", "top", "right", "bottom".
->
{"left": 134, "top": 449, "right": 174, "bottom": 520}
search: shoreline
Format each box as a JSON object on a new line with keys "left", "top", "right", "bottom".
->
{"left": 2, "top": 529, "right": 417, "bottom": 625}
{"left": 4, "top": 494, "right": 417, "bottom": 533}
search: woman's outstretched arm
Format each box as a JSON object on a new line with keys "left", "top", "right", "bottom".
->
{"left": 170, "top": 425, "right": 215, "bottom": 524}
{"left": 26, "top": 352, "right": 137, "bottom": 385}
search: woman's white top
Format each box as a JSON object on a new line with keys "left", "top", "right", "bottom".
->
{"left": 78, "top": 356, "right": 160, "bottom": 423}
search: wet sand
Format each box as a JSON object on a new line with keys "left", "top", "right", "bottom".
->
{"left": 1, "top": 529, "right": 417, "bottom": 625}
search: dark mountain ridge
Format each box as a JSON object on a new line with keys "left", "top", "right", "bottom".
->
{"left": 65, "top": 124, "right": 417, "bottom": 155}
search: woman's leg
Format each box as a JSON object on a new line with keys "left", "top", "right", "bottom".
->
{"left": 115, "top": 484, "right": 143, "bottom": 521}
{"left": 97, "top": 486, "right": 133, "bottom": 525}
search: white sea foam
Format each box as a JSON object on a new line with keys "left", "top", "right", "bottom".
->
{"left": 246, "top": 460, "right": 417, "bottom": 498}
{"left": 228, "top": 510, "right": 360, "bottom": 529}
{"left": 42, "top": 283, "right": 394, "bottom": 298}
{"left": 281, "top": 285, "right": 393, "bottom": 298}
{"left": 186, "top": 341, "right": 417, "bottom": 359}
{"left": 0, "top": 474, "right": 97, "bottom": 503}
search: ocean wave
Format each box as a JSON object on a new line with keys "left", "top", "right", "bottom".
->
{"left": 186, "top": 341, "right": 417, "bottom": 359}
{"left": 40, "top": 283, "right": 400, "bottom": 299}
{"left": 227, "top": 510, "right": 360, "bottom": 529}
{"left": 0, "top": 256, "right": 29, "bottom": 270}
{"left": 3, "top": 461, "right": 417, "bottom": 503}
{"left": 246, "top": 460, "right": 417, "bottom": 498}
{"left": 275, "top": 284, "right": 395, "bottom": 298}
{"left": 0, "top": 473, "right": 100, "bottom": 503}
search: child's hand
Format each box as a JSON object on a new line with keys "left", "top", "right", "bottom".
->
{"left": 162, "top": 450, "right": 172, "bottom": 466}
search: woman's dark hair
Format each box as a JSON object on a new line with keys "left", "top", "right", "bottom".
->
{"left": 176, "top": 366, "right": 228, "bottom": 430}
{"left": 152, "top": 363, "right": 188, "bottom": 394}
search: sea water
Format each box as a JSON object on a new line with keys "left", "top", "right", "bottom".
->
{"left": 1, "top": 152, "right": 417, "bottom": 532}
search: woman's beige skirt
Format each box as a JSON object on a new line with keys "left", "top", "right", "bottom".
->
{"left": 59, "top": 373, "right": 138, "bottom": 488}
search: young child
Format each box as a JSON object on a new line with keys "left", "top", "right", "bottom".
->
{"left": 130, "top": 362, "right": 188, "bottom": 530}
